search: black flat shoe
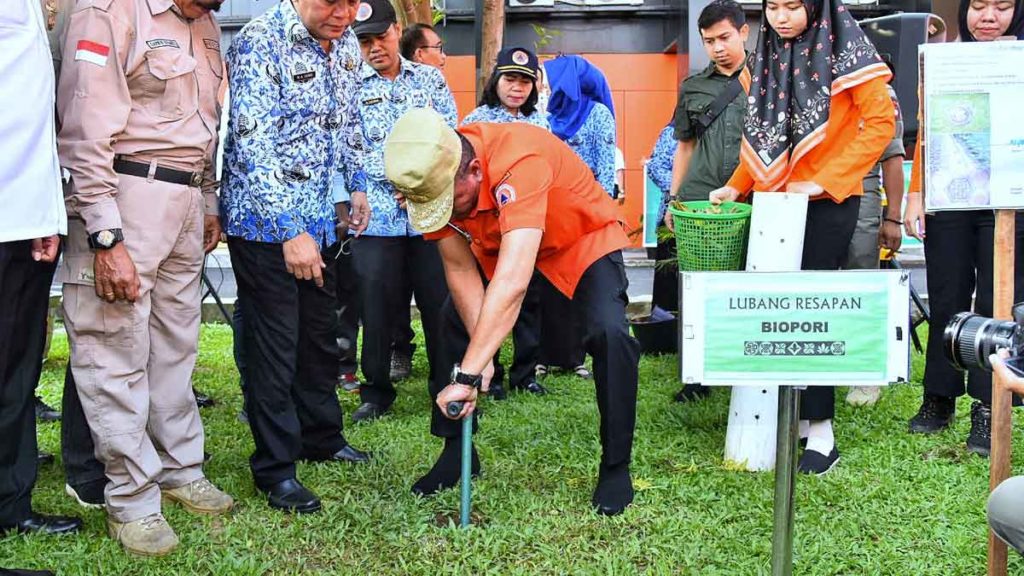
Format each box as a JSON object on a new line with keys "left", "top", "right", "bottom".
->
{"left": 797, "top": 447, "right": 840, "bottom": 476}
{"left": 35, "top": 397, "right": 61, "bottom": 422}
{"left": 193, "top": 388, "right": 215, "bottom": 408}
{"left": 352, "top": 402, "right": 390, "bottom": 423}
{"left": 4, "top": 513, "right": 82, "bottom": 536}
{"left": 263, "top": 479, "right": 321, "bottom": 514}
{"left": 513, "top": 381, "right": 547, "bottom": 395}
{"left": 37, "top": 452, "right": 54, "bottom": 466}
{"left": 307, "top": 444, "right": 371, "bottom": 464}
{"left": 487, "top": 380, "right": 507, "bottom": 401}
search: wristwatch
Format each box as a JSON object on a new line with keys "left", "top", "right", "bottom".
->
{"left": 88, "top": 228, "right": 124, "bottom": 250}
{"left": 450, "top": 364, "right": 483, "bottom": 389}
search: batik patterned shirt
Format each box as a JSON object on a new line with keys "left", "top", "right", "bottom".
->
{"left": 360, "top": 58, "right": 457, "bottom": 237}
{"left": 461, "top": 105, "right": 549, "bottom": 130}
{"left": 562, "top": 102, "right": 615, "bottom": 196}
{"left": 221, "top": 0, "right": 366, "bottom": 246}
{"left": 648, "top": 123, "right": 675, "bottom": 222}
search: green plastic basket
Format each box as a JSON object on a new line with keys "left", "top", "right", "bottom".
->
{"left": 668, "top": 201, "right": 752, "bottom": 271}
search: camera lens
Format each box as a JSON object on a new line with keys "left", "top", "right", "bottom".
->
{"left": 943, "top": 312, "right": 1022, "bottom": 372}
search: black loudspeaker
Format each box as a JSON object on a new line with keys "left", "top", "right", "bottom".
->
{"left": 860, "top": 12, "right": 947, "bottom": 145}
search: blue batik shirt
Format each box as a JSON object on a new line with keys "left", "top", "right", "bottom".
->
{"left": 461, "top": 105, "right": 550, "bottom": 130}
{"left": 562, "top": 102, "right": 616, "bottom": 197}
{"left": 221, "top": 0, "right": 366, "bottom": 247}
{"left": 360, "top": 58, "right": 458, "bottom": 237}
{"left": 648, "top": 123, "right": 675, "bottom": 223}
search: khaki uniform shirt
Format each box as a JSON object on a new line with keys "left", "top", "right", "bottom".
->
{"left": 57, "top": 0, "right": 222, "bottom": 234}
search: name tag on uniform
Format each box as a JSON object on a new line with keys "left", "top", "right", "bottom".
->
{"left": 146, "top": 39, "right": 180, "bottom": 49}
{"left": 362, "top": 97, "right": 383, "bottom": 106}
{"left": 292, "top": 62, "right": 316, "bottom": 83}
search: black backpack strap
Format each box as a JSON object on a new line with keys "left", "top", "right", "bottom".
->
{"left": 692, "top": 75, "right": 743, "bottom": 140}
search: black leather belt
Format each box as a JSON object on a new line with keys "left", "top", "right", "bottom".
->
{"left": 113, "top": 158, "right": 203, "bottom": 187}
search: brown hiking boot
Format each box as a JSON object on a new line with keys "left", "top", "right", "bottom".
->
{"left": 107, "top": 513, "right": 178, "bottom": 557}
{"left": 162, "top": 477, "right": 234, "bottom": 515}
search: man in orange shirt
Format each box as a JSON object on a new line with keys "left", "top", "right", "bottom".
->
{"left": 384, "top": 108, "right": 640, "bottom": 516}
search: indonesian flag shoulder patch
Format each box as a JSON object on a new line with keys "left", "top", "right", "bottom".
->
{"left": 75, "top": 40, "right": 110, "bottom": 67}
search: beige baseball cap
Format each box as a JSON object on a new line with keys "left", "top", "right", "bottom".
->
{"left": 384, "top": 108, "right": 462, "bottom": 234}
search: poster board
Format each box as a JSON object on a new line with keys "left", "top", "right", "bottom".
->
{"left": 680, "top": 270, "right": 910, "bottom": 387}
{"left": 920, "top": 41, "right": 1024, "bottom": 210}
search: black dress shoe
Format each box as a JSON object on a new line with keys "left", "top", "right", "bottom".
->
{"left": 193, "top": 388, "right": 215, "bottom": 408}
{"left": 797, "top": 447, "right": 840, "bottom": 476}
{"left": 35, "top": 396, "right": 61, "bottom": 422}
{"left": 263, "top": 479, "right": 321, "bottom": 514}
{"left": 487, "top": 380, "right": 507, "bottom": 401}
{"left": 513, "top": 381, "right": 547, "bottom": 395}
{"left": 306, "top": 444, "right": 371, "bottom": 464}
{"left": 673, "top": 383, "right": 711, "bottom": 403}
{"left": 36, "top": 452, "right": 55, "bottom": 466}
{"left": 352, "top": 402, "right": 389, "bottom": 423}
{"left": 4, "top": 513, "right": 82, "bottom": 536}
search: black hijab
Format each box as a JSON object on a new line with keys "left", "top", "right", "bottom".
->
{"left": 741, "top": 0, "right": 890, "bottom": 189}
{"left": 957, "top": 0, "right": 1024, "bottom": 41}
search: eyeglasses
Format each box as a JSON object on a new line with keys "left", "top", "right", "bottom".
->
{"left": 419, "top": 42, "right": 444, "bottom": 53}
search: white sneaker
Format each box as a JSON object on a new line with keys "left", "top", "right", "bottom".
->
{"left": 846, "top": 386, "right": 882, "bottom": 407}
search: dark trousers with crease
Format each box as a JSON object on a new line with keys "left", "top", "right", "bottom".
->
{"left": 0, "top": 241, "right": 56, "bottom": 527}
{"left": 922, "top": 211, "right": 1024, "bottom": 405}
{"left": 351, "top": 236, "right": 449, "bottom": 409}
{"left": 538, "top": 280, "right": 586, "bottom": 369}
{"left": 228, "top": 237, "right": 347, "bottom": 489}
{"left": 799, "top": 197, "right": 860, "bottom": 421}
{"left": 430, "top": 252, "right": 640, "bottom": 467}
{"left": 61, "top": 365, "right": 105, "bottom": 489}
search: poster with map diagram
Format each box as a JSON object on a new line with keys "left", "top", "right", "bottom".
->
{"left": 921, "top": 42, "right": 1024, "bottom": 210}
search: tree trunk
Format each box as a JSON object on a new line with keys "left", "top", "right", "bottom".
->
{"left": 397, "top": 0, "right": 432, "bottom": 25}
{"left": 478, "top": 0, "right": 505, "bottom": 96}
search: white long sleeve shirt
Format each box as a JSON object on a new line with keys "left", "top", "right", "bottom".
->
{"left": 0, "top": 0, "right": 67, "bottom": 242}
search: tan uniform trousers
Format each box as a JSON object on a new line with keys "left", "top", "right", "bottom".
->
{"left": 60, "top": 173, "right": 205, "bottom": 523}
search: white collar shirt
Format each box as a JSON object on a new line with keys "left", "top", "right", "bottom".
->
{"left": 0, "top": 0, "right": 67, "bottom": 242}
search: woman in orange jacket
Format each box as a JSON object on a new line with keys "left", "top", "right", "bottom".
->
{"left": 710, "top": 0, "right": 895, "bottom": 474}
{"left": 902, "top": 0, "right": 1024, "bottom": 456}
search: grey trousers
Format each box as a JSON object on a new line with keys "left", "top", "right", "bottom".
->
{"left": 988, "top": 476, "right": 1024, "bottom": 555}
{"left": 845, "top": 192, "right": 883, "bottom": 270}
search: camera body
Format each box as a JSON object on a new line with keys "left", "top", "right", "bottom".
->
{"left": 943, "top": 303, "right": 1024, "bottom": 374}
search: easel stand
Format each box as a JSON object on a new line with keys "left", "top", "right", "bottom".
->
{"left": 989, "top": 210, "right": 1015, "bottom": 576}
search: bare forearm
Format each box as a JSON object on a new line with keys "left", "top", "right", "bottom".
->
{"left": 459, "top": 280, "right": 529, "bottom": 374}
{"left": 881, "top": 156, "right": 904, "bottom": 219}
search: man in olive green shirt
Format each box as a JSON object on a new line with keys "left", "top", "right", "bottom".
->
{"left": 655, "top": 0, "right": 748, "bottom": 403}
{"left": 665, "top": 0, "right": 749, "bottom": 207}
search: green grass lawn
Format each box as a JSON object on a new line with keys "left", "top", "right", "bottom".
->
{"left": 4, "top": 324, "right": 1024, "bottom": 575}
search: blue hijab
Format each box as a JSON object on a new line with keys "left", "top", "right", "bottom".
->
{"left": 545, "top": 55, "right": 615, "bottom": 141}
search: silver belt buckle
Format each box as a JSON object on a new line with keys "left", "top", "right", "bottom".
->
{"left": 189, "top": 172, "right": 203, "bottom": 188}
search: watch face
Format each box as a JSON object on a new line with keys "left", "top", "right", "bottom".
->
{"left": 97, "top": 230, "right": 115, "bottom": 247}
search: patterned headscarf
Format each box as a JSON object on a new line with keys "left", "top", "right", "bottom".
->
{"left": 741, "top": 0, "right": 890, "bottom": 190}
{"left": 957, "top": 0, "right": 1024, "bottom": 40}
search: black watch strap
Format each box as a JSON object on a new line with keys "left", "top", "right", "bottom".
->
{"left": 453, "top": 368, "right": 483, "bottom": 389}
{"left": 87, "top": 228, "right": 124, "bottom": 250}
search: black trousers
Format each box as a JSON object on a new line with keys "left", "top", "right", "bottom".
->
{"left": 332, "top": 241, "right": 360, "bottom": 376}
{"left": 351, "top": 236, "right": 449, "bottom": 408}
{"left": 799, "top": 197, "right": 860, "bottom": 421}
{"left": 651, "top": 238, "right": 679, "bottom": 313}
{"left": 60, "top": 365, "right": 104, "bottom": 489}
{"left": 392, "top": 280, "right": 415, "bottom": 358}
{"left": 431, "top": 252, "right": 640, "bottom": 467}
{"left": 0, "top": 241, "right": 57, "bottom": 527}
{"left": 538, "top": 279, "right": 586, "bottom": 369}
{"left": 228, "top": 237, "right": 347, "bottom": 489}
{"left": 923, "top": 211, "right": 1024, "bottom": 404}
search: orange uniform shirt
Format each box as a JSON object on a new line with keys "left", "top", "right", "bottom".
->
{"left": 424, "top": 122, "right": 629, "bottom": 299}
{"left": 726, "top": 76, "right": 896, "bottom": 202}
